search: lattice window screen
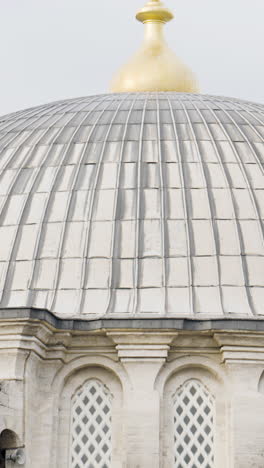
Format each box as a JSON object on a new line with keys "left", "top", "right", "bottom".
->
{"left": 172, "top": 379, "right": 215, "bottom": 468}
{"left": 70, "top": 379, "right": 112, "bottom": 468}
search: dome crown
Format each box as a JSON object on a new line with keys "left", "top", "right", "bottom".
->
{"left": 0, "top": 93, "right": 263, "bottom": 318}
{"left": 110, "top": 0, "right": 198, "bottom": 93}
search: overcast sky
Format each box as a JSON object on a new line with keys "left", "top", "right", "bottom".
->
{"left": 0, "top": 0, "right": 263, "bottom": 115}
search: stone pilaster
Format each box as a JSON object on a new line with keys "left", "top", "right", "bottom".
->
{"left": 215, "top": 333, "right": 264, "bottom": 468}
{"left": 108, "top": 332, "right": 176, "bottom": 468}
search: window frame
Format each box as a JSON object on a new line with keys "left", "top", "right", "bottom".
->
{"left": 57, "top": 366, "right": 123, "bottom": 468}
{"left": 161, "top": 366, "right": 228, "bottom": 468}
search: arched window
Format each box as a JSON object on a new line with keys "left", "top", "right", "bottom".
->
{"left": 70, "top": 379, "right": 113, "bottom": 468}
{"left": 0, "top": 429, "right": 22, "bottom": 468}
{"left": 172, "top": 379, "right": 215, "bottom": 468}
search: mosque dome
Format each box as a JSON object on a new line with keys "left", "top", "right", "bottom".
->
{"left": 1, "top": 1, "right": 264, "bottom": 467}
{"left": 0, "top": 92, "right": 263, "bottom": 318}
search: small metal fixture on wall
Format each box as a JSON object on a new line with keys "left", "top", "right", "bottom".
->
{"left": 6, "top": 449, "right": 25, "bottom": 466}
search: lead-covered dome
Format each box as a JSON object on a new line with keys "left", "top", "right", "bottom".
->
{"left": 0, "top": 92, "right": 263, "bottom": 318}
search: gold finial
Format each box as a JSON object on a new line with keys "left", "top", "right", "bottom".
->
{"left": 136, "top": 0, "right": 174, "bottom": 24}
{"left": 110, "top": 0, "right": 199, "bottom": 93}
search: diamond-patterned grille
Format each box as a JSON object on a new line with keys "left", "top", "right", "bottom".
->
{"left": 173, "top": 380, "right": 215, "bottom": 468}
{"left": 70, "top": 379, "right": 112, "bottom": 468}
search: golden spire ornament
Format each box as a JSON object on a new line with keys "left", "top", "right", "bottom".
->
{"left": 110, "top": 0, "right": 199, "bottom": 93}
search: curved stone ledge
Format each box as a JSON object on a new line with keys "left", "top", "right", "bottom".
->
{"left": 1, "top": 307, "right": 264, "bottom": 332}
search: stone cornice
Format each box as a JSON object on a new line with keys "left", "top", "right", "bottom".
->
{"left": 1, "top": 308, "right": 264, "bottom": 372}
{"left": 1, "top": 308, "right": 264, "bottom": 332}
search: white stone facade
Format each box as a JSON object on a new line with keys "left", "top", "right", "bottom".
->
{"left": 1, "top": 314, "right": 264, "bottom": 467}
{"left": 0, "top": 91, "right": 263, "bottom": 466}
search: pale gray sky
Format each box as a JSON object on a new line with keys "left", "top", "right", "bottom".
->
{"left": 0, "top": 0, "right": 263, "bottom": 115}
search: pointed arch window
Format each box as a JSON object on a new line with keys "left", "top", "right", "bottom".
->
{"left": 172, "top": 379, "right": 215, "bottom": 468}
{"left": 70, "top": 379, "right": 112, "bottom": 468}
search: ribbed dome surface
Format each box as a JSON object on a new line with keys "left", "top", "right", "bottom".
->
{"left": 0, "top": 92, "right": 263, "bottom": 318}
